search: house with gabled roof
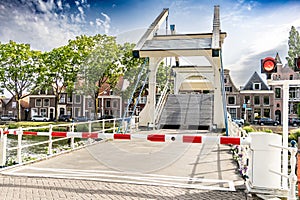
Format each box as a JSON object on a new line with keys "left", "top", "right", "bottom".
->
{"left": 239, "top": 71, "right": 274, "bottom": 122}
{"left": 270, "top": 53, "right": 300, "bottom": 122}
{"left": 224, "top": 69, "right": 242, "bottom": 119}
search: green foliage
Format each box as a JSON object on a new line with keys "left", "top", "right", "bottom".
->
{"left": 286, "top": 26, "right": 300, "bottom": 68}
{"left": 7, "top": 123, "right": 19, "bottom": 129}
{"left": 76, "top": 124, "right": 89, "bottom": 132}
{"left": 0, "top": 41, "right": 44, "bottom": 120}
{"left": 243, "top": 126, "right": 255, "bottom": 133}
{"left": 244, "top": 122, "right": 250, "bottom": 126}
{"left": 156, "top": 61, "right": 171, "bottom": 91}
{"left": 262, "top": 128, "right": 273, "bottom": 133}
{"left": 289, "top": 129, "right": 300, "bottom": 141}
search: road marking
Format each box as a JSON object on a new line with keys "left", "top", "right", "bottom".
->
{"left": 1, "top": 166, "right": 236, "bottom": 191}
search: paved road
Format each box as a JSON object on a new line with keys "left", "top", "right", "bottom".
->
{"left": 0, "top": 130, "right": 260, "bottom": 199}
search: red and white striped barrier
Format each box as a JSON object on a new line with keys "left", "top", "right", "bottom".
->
{"left": 2, "top": 130, "right": 250, "bottom": 145}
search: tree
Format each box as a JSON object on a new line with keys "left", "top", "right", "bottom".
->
{"left": 115, "top": 43, "right": 145, "bottom": 103}
{"left": 0, "top": 40, "right": 44, "bottom": 120}
{"left": 77, "top": 35, "right": 122, "bottom": 119}
{"left": 286, "top": 26, "right": 300, "bottom": 68}
{"left": 42, "top": 45, "right": 79, "bottom": 120}
{"left": 42, "top": 35, "right": 103, "bottom": 120}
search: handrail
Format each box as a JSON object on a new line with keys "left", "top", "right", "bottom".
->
{"left": 154, "top": 80, "right": 169, "bottom": 125}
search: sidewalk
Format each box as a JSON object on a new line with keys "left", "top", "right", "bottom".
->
{"left": 0, "top": 175, "right": 260, "bottom": 200}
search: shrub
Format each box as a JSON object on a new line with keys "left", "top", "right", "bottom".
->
{"left": 263, "top": 128, "right": 273, "bottom": 133}
{"left": 76, "top": 124, "right": 89, "bottom": 132}
{"left": 289, "top": 129, "right": 300, "bottom": 141}
{"left": 244, "top": 122, "right": 250, "bottom": 126}
{"left": 243, "top": 126, "right": 255, "bottom": 133}
{"left": 8, "top": 123, "right": 19, "bottom": 129}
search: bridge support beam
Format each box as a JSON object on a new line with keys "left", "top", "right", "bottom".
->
{"left": 139, "top": 57, "right": 162, "bottom": 128}
{"left": 212, "top": 55, "right": 225, "bottom": 130}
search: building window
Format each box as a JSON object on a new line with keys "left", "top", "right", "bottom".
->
{"left": 263, "top": 96, "right": 269, "bottom": 105}
{"left": 253, "top": 83, "right": 261, "bottom": 90}
{"left": 43, "top": 99, "right": 50, "bottom": 107}
{"left": 254, "top": 96, "right": 260, "bottom": 105}
{"left": 113, "top": 100, "right": 118, "bottom": 108}
{"left": 244, "top": 96, "right": 250, "bottom": 104}
{"left": 229, "top": 108, "right": 237, "bottom": 119}
{"left": 225, "top": 86, "right": 232, "bottom": 92}
{"left": 35, "top": 99, "right": 42, "bottom": 107}
{"left": 88, "top": 99, "right": 93, "bottom": 108}
{"left": 254, "top": 108, "right": 261, "bottom": 119}
{"left": 75, "top": 107, "right": 80, "bottom": 117}
{"left": 59, "top": 94, "right": 66, "bottom": 103}
{"left": 290, "top": 75, "right": 293, "bottom": 80}
{"left": 40, "top": 108, "right": 47, "bottom": 117}
{"left": 75, "top": 95, "right": 81, "bottom": 104}
{"left": 40, "top": 89, "right": 46, "bottom": 95}
{"left": 263, "top": 109, "right": 270, "bottom": 118}
{"left": 228, "top": 96, "right": 235, "bottom": 105}
{"left": 275, "top": 88, "right": 281, "bottom": 98}
{"left": 224, "top": 78, "right": 227, "bottom": 83}
{"left": 67, "top": 94, "right": 73, "bottom": 103}
{"left": 140, "top": 96, "right": 147, "bottom": 104}
{"left": 31, "top": 108, "right": 38, "bottom": 116}
{"left": 106, "top": 100, "right": 111, "bottom": 108}
{"left": 277, "top": 103, "right": 280, "bottom": 107}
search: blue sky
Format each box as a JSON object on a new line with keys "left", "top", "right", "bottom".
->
{"left": 0, "top": 0, "right": 300, "bottom": 87}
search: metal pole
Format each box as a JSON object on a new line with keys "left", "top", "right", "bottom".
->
{"left": 17, "top": 127, "right": 22, "bottom": 164}
{"left": 289, "top": 146, "right": 297, "bottom": 200}
{"left": 282, "top": 81, "right": 289, "bottom": 189}
{"left": 70, "top": 123, "right": 75, "bottom": 149}
{"left": 48, "top": 125, "right": 53, "bottom": 155}
{"left": 0, "top": 129, "right": 7, "bottom": 167}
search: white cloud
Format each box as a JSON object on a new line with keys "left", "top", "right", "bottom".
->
{"left": 219, "top": 3, "right": 300, "bottom": 86}
{"left": 78, "top": 6, "right": 85, "bottom": 20}
{"left": 95, "top": 13, "right": 111, "bottom": 34}
{"left": 56, "top": 0, "right": 63, "bottom": 10}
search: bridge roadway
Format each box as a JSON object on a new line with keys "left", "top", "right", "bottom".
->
{"left": 0, "top": 129, "right": 260, "bottom": 200}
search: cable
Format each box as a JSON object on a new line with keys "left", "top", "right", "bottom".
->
{"left": 117, "top": 58, "right": 148, "bottom": 133}
{"left": 220, "top": 49, "right": 229, "bottom": 136}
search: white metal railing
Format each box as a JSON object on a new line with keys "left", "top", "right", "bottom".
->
{"left": 269, "top": 143, "right": 298, "bottom": 200}
{"left": 0, "top": 117, "right": 138, "bottom": 167}
{"left": 227, "top": 118, "right": 250, "bottom": 180}
{"left": 227, "top": 113, "right": 298, "bottom": 200}
{"left": 154, "top": 81, "right": 169, "bottom": 126}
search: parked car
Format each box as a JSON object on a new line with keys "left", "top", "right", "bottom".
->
{"left": 73, "top": 116, "right": 90, "bottom": 122}
{"left": 289, "top": 118, "right": 300, "bottom": 127}
{"left": 257, "top": 117, "right": 279, "bottom": 126}
{"left": 0, "top": 114, "right": 17, "bottom": 121}
{"left": 232, "top": 118, "right": 244, "bottom": 126}
{"left": 31, "top": 115, "right": 49, "bottom": 122}
{"left": 58, "top": 115, "right": 72, "bottom": 122}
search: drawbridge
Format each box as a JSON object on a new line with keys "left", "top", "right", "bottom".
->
{"left": 132, "top": 6, "right": 227, "bottom": 132}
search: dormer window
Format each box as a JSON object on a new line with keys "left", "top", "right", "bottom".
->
{"left": 253, "top": 83, "right": 261, "bottom": 90}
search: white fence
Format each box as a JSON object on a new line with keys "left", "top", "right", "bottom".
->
{"left": 0, "top": 117, "right": 139, "bottom": 167}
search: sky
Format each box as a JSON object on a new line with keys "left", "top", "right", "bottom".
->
{"left": 0, "top": 0, "right": 300, "bottom": 88}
